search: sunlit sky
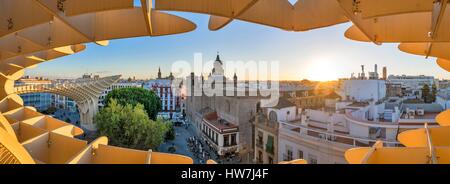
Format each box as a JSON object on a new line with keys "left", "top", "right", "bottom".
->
{"left": 25, "top": 3, "right": 450, "bottom": 81}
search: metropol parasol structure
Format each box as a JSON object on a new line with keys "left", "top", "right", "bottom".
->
{"left": 1, "top": 0, "right": 450, "bottom": 164}
{"left": 13, "top": 75, "right": 122, "bottom": 131}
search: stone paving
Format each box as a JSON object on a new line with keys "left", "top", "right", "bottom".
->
{"left": 159, "top": 123, "right": 201, "bottom": 164}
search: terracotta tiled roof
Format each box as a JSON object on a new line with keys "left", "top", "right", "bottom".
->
{"left": 203, "top": 112, "right": 238, "bottom": 131}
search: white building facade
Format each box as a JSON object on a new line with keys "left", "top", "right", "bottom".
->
{"left": 338, "top": 79, "right": 386, "bottom": 102}
{"left": 387, "top": 75, "right": 435, "bottom": 98}
{"left": 276, "top": 98, "right": 441, "bottom": 164}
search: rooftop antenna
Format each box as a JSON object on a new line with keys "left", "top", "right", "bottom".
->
{"left": 361, "top": 65, "right": 365, "bottom": 79}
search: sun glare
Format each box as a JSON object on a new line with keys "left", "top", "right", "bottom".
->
{"left": 306, "top": 57, "right": 338, "bottom": 81}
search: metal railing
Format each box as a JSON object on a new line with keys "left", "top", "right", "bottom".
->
{"left": 279, "top": 122, "right": 401, "bottom": 148}
{"left": 344, "top": 111, "right": 399, "bottom": 128}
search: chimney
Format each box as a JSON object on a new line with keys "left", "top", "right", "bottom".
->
{"left": 190, "top": 72, "right": 195, "bottom": 96}
{"left": 233, "top": 73, "right": 238, "bottom": 96}
{"left": 361, "top": 65, "right": 365, "bottom": 79}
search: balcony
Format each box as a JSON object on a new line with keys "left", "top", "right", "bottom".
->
{"left": 256, "top": 138, "right": 263, "bottom": 148}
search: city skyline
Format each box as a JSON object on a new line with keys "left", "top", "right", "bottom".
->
{"left": 24, "top": 13, "right": 449, "bottom": 81}
{"left": 22, "top": 65, "right": 446, "bottom": 82}
{"left": 24, "top": 57, "right": 447, "bottom": 82}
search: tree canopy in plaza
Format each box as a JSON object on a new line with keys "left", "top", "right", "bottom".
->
{"left": 94, "top": 99, "right": 169, "bottom": 150}
{"left": 105, "top": 87, "right": 161, "bottom": 120}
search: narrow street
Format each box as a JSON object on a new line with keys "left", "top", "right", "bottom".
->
{"left": 159, "top": 121, "right": 242, "bottom": 164}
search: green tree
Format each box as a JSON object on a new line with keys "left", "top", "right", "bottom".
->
{"left": 94, "top": 99, "right": 169, "bottom": 150}
{"left": 165, "top": 122, "right": 175, "bottom": 141}
{"left": 422, "top": 84, "right": 430, "bottom": 103}
{"left": 431, "top": 84, "right": 437, "bottom": 103}
{"left": 105, "top": 87, "right": 161, "bottom": 120}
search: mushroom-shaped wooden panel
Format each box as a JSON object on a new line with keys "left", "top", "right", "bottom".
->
{"left": 436, "top": 109, "right": 450, "bottom": 126}
{"left": 278, "top": 159, "right": 308, "bottom": 164}
{"left": 398, "top": 126, "right": 450, "bottom": 147}
{"left": 0, "top": 128, "right": 35, "bottom": 164}
{"left": 437, "top": 58, "right": 450, "bottom": 72}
